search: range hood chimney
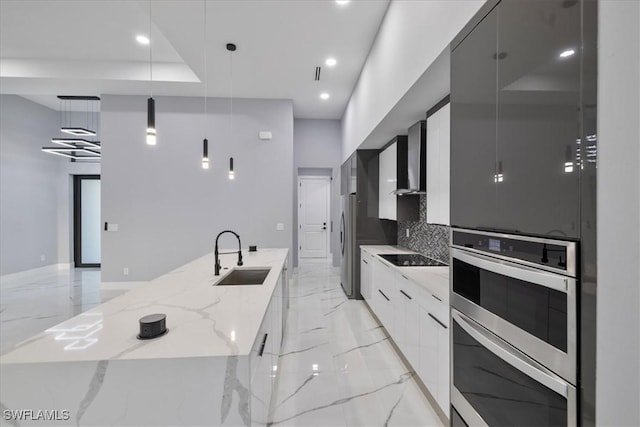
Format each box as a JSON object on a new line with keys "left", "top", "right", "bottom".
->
{"left": 394, "top": 120, "right": 426, "bottom": 195}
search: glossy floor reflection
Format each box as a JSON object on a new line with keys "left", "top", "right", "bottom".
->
{"left": 272, "top": 259, "right": 443, "bottom": 426}
{"left": 0, "top": 267, "right": 123, "bottom": 355}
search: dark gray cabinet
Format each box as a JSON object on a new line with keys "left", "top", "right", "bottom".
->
{"left": 450, "top": 6, "right": 498, "bottom": 231}
{"left": 451, "top": 0, "right": 582, "bottom": 239}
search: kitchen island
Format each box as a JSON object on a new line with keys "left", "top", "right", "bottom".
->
{"left": 0, "top": 248, "right": 289, "bottom": 426}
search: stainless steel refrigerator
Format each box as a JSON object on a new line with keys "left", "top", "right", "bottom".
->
{"left": 339, "top": 150, "right": 397, "bottom": 299}
{"left": 340, "top": 194, "right": 357, "bottom": 297}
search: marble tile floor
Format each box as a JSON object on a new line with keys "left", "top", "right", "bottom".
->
{"left": 271, "top": 259, "right": 443, "bottom": 427}
{"left": 0, "top": 267, "right": 124, "bottom": 355}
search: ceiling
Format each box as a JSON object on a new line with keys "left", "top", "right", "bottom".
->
{"left": 0, "top": 0, "right": 389, "bottom": 119}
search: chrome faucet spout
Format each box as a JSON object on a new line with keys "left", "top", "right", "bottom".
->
{"left": 214, "top": 230, "right": 243, "bottom": 276}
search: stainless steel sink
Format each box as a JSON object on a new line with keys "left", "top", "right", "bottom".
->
{"left": 216, "top": 268, "right": 271, "bottom": 286}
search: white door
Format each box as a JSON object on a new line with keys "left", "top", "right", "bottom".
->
{"left": 299, "top": 176, "right": 330, "bottom": 259}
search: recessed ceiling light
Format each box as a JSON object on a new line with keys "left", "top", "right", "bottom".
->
{"left": 320, "top": 93, "right": 330, "bottom": 100}
{"left": 559, "top": 49, "right": 575, "bottom": 58}
{"left": 136, "top": 35, "right": 150, "bottom": 45}
{"left": 325, "top": 58, "right": 337, "bottom": 67}
{"left": 336, "top": 0, "right": 350, "bottom": 5}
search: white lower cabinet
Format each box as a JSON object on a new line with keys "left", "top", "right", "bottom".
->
{"left": 361, "top": 250, "right": 450, "bottom": 415}
{"left": 250, "top": 272, "right": 284, "bottom": 426}
{"left": 372, "top": 258, "right": 396, "bottom": 335}
{"left": 360, "top": 250, "right": 373, "bottom": 302}
{"left": 417, "top": 303, "right": 449, "bottom": 413}
{"left": 395, "top": 273, "right": 421, "bottom": 370}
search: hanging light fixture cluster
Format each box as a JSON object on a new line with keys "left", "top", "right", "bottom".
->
{"left": 42, "top": 96, "right": 101, "bottom": 160}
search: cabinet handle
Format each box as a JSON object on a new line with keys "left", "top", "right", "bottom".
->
{"left": 400, "top": 290, "right": 412, "bottom": 300}
{"left": 363, "top": 259, "right": 368, "bottom": 264}
{"left": 401, "top": 275, "right": 410, "bottom": 281}
{"left": 432, "top": 294, "right": 442, "bottom": 302}
{"left": 378, "top": 289, "right": 390, "bottom": 301}
{"left": 428, "top": 313, "right": 447, "bottom": 329}
{"left": 378, "top": 260, "right": 390, "bottom": 268}
{"left": 258, "top": 333, "right": 268, "bottom": 356}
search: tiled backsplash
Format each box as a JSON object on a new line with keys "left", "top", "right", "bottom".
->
{"left": 397, "top": 195, "right": 450, "bottom": 264}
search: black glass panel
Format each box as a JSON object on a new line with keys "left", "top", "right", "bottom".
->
{"left": 379, "top": 254, "right": 447, "bottom": 267}
{"left": 496, "top": 0, "right": 581, "bottom": 238}
{"left": 453, "top": 259, "right": 568, "bottom": 352}
{"left": 450, "top": 6, "right": 498, "bottom": 231}
{"left": 453, "top": 231, "right": 572, "bottom": 274}
{"left": 453, "top": 321, "right": 568, "bottom": 426}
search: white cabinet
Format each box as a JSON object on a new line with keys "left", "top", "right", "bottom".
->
{"left": 417, "top": 298, "right": 449, "bottom": 413}
{"left": 426, "top": 102, "right": 451, "bottom": 225}
{"left": 378, "top": 142, "right": 397, "bottom": 220}
{"left": 372, "top": 257, "right": 396, "bottom": 335}
{"left": 250, "top": 272, "right": 285, "bottom": 426}
{"left": 394, "top": 273, "right": 421, "bottom": 369}
{"left": 360, "top": 250, "right": 373, "bottom": 302}
{"left": 363, "top": 250, "right": 450, "bottom": 415}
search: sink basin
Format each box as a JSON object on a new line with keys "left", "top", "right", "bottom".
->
{"left": 216, "top": 268, "right": 271, "bottom": 286}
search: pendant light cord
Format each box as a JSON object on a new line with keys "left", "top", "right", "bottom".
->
{"left": 230, "top": 47, "right": 233, "bottom": 141}
{"left": 203, "top": 0, "right": 207, "bottom": 124}
{"left": 149, "top": 0, "right": 153, "bottom": 97}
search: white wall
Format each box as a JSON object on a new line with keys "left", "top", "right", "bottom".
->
{"left": 341, "top": 0, "right": 484, "bottom": 161}
{"left": 596, "top": 1, "right": 640, "bottom": 425}
{"left": 0, "top": 95, "right": 61, "bottom": 275}
{"left": 0, "top": 96, "right": 102, "bottom": 276}
{"left": 100, "top": 95, "right": 294, "bottom": 282}
{"left": 293, "top": 119, "right": 342, "bottom": 267}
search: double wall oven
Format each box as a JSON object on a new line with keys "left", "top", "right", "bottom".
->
{"left": 450, "top": 229, "right": 578, "bottom": 426}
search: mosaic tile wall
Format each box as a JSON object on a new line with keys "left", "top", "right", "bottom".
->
{"left": 397, "top": 195, "right": 450, "bottom": 264}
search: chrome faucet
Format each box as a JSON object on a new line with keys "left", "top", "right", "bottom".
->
{"left": 214, "top": 230, "right": 243, "bottom": 276}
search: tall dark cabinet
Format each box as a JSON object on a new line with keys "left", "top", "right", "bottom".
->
{"left": 450, "top": 0, "right": 597, "bottom": 425}
{"left": 451, "top": 0, "right": 583, "bottom": 239}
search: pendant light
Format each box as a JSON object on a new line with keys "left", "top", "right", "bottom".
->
{"left": 229, "top": 157, "right": 235, "bottom": 180}
{"left": 146, "top": 0, "right": 156, "bottom": 146}
{"left": 227, "top": 42, "right": 236, "bottom": 180}
{"left": 201, "top": 0, "right": 209, "bottom": 169}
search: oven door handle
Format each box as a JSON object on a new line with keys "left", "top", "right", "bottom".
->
{"left": 452, "top": 310, "right": 569, "bottom": 398}
{"left": 451, "top": 248, "right": 570, "bottom": 293}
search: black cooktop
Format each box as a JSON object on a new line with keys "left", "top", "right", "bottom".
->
{"left": 379, "top": 254, "right": 447, "bottom": 267}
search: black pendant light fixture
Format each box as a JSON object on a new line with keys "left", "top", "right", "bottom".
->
{"left": 229, "top": 157, "right": 235, "bottom": 180}
{"left": 201, "top": 0, "right": 209, "bottom": 169}
{"left": 146, "top": 0, "right": 156, "bottom": 146}
{"left": 227, "top": 42, "right": 236, "bottom": 180}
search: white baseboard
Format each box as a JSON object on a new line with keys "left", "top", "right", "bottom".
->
{"left": 0, "top": 263, "right": 72, "bottom": 283}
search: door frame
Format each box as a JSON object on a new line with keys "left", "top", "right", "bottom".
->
{"left": 298, "top": 175, "right": 331, "bottom": 262}
{"left": 73, "top": 174, "right": 101, "bottom": 268}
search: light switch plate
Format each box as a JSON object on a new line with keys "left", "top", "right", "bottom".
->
{"left": 276, "top": 223, "right": 284, "bottom": 231}
{"left": 406, "top": 229, "right": 410, "bottom": 238}
{"left": 259, "top": 131, "right": 272, "bottom": 140}
{"left": 107, "top": 223, "right": 119, "bottom": 232}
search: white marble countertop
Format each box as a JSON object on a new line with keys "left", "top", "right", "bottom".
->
{"left": 0, "top": 248, "right": 288, "bottom": 364}
{"left": 360, "top": 245, "right": 449, "bottom": 303}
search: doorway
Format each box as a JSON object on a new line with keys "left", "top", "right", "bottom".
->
{"left": 73, "top": 175, "right": 101, "bottom": 267}
{"left": 298, "top": 176, "right": 331, "bottom": 259}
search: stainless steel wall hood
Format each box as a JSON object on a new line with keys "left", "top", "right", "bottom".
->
{"left": 393, "top": 120, "right": 426, "bottom": 195}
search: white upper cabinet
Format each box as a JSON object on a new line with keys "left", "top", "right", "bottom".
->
{"left": 426, "top": 102, "right": 451, "bottom": 225}
{"left": 379, "top": 142, "right": 397, "bottom": 220}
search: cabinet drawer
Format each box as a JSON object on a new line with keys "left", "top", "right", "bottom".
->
{"left": 397, "top": 273, "right": 448, "bottom": 328}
